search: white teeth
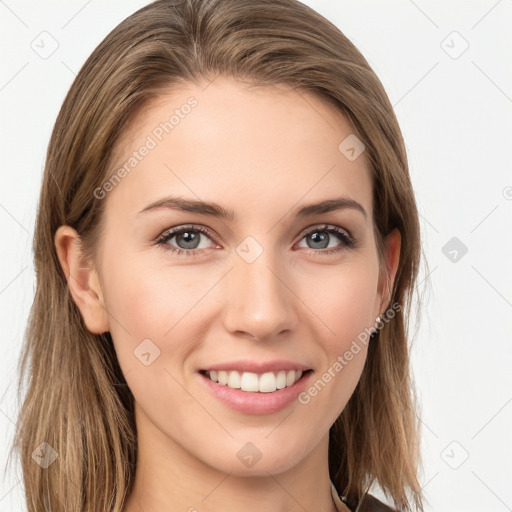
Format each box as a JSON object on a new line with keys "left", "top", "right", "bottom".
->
{"left": 258, "top": 372, "right": 276, "bottom": 393}
{"left": 205, "top": 369, "right": 304, "bottom": 392}
{"left": 276, "top": 370, "right": 287, "bottom": 389}
{"left": 240, "top": 372, "right": 259, "bottom": 392}
{"left": 227, "top": 371, "right": 241, "bottom": 389}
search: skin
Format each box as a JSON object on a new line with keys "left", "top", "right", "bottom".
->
{"left": 55, "top": 77, "right": 400, "bottom": 512}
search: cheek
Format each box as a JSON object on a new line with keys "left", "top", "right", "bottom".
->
{"left": 100, "top": 233, "right": 380, "bottom": 370}
{"left": 301, "top": 257, "right": 378, "bottom": 397}
{"left": 293, "top": 261, "right": 378, "bottom": 422}
{"left": 304, "top": 258, "right": 379, "bottom": 347}
{"left": 100, "top": 252, "right": 216, "bottom": 365}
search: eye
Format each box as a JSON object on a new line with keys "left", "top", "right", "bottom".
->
{"left": 295, "top": 224, "right": 355, "bottom": 255}
{"left": 156, "top": 225, "right": 218, "bottom": 257}
{"left": 155, "top": 223, "right": 355, "bottom": 258}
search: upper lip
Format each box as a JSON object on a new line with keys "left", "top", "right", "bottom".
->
{"left": 200, "top": 359, "right": 311, "bottom": 373}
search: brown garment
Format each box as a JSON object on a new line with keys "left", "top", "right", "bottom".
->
{"left": 331, "top": 481, "right": 397, "bottom": 512}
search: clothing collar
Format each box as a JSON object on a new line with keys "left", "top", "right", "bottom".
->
{"left": 330, "top": 480, "right": 352, "bottom": 512}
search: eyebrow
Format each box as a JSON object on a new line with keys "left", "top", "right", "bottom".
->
{"left": 138, "top": 195, "right": 367, "bottom": 220}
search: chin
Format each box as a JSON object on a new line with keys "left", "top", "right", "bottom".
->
{"left": 201, "top": 441, "right": 306, "bottom": 477}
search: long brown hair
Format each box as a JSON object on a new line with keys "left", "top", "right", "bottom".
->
{"left": 10, "top": 0, "right": 423, "bottom": 510}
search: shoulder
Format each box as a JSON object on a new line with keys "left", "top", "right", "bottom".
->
{"left": 357, "top": 493, "right": 397, "bottom": 512}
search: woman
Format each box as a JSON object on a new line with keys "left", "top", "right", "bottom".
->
{"left": 11, "top": 0, "right": 424, "bottom": 511}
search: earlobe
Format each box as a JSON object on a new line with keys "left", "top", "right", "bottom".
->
{"left": 54, "top": 225, "right": 109, "bottom": 334}
{"left": 378, "top": 228, "right": 401, "bottom": 312}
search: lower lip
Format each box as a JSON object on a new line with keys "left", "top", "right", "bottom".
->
{"left": 198, "top": 371, "right": 313, "bottom": 415}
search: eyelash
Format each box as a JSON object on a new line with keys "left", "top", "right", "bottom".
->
{"left": 155, "top": 224, "right": 355, "bottom": 258}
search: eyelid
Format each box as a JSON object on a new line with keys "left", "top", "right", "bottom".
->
{"left": 296, "top": 223, "right": 353, "bottom": 241}
{"left": 155, "top": 224, "right": 218, "bottom": 245}
{"left": 156, "top": 223, "right": 352, "bottom": 242}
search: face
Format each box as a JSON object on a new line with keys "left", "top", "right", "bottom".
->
{"left": 64, "top": 77, "right": 399, "bottom": 477}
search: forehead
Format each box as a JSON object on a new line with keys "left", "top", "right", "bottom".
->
{"left": 103, "top": 77, "right": 373, "bottom": 222}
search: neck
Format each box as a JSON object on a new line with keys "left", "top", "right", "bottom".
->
{"left": 123, "top": 404, "right": 338, "bottom": 512}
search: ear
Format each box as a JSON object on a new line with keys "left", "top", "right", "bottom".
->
{"left": 54, "top": 225, "right": 109, "bottom": 334}
{"left": 377, "top": 228, "right": 401, "bottom": 315}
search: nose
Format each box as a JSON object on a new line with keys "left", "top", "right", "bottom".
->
{"left": 222, "top": 244, "right": 298, "bottom": 341}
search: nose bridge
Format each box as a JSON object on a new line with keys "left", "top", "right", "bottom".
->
{"left": 222, "top": 235, "right": 297, "bottom": 340}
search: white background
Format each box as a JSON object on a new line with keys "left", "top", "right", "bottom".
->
{"left": 1, "top": 1, "right": 511, "bottom": 511}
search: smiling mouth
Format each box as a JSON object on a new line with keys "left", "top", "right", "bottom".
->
{"left": 199, "top": 369, "right": 313, "bottom": 393}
